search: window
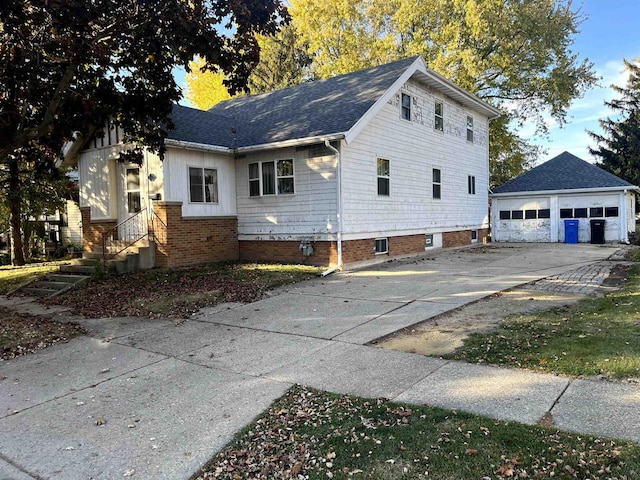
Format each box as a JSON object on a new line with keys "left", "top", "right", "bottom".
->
{"left": 560, "top": 208, "right": 573, "bottom": 219}
{"left": 248, "top": 160, "right": 294, "bottom": 196}
{"left": 466, "top": 116, "right": 474, "bottom": 142}
{"left": 126, "top": 168, "right": 141, "bottom": 213}
{"left": 468, "top": 175, "right": 476, "bottom": 194}
{"left": 401, "top": 93, "right": 411, "bottom": 121}
{"left": 189, "top": 167, "right": 218, "bottom": 203}
{"left": 590, "top": 207, "right": 604, "bottom": 217}
{"left": 471, "top": 230, "right": 478, "bottom": 242}
{"left": 432, "top": 168, "right": 441, "bottom": 199}
{"left": 538, "top": 209, "right": 551, "bottom": 219}
{"left": 511, "top": 210, "right": 524, "bottom": 219}
{"left": 605, "top": 207, "right": 619, "bottom": 217}
{"left": 435, "top": 101, "right": 444, "bottom": 131}
{"left": 277, "top": 159, "right": 294, "bottom": 194}
{"left": 375, "top": 238, "right": 389, "bottom": 254}
{"left": 525, "top": 209, "right": 537, "bottom": 219}
{"left": 499, "top": 210, "right": 511, "bottom": 220}
{"left": 425, "top": 234, "right": 434, "bottom": 249}
{"left": 377, "top": 158, "right": 390, "bottom": 196}
{"left": 574, "top": 208, "right": 588, "bottom": 218}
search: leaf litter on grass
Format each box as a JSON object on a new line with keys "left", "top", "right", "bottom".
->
{"left": 192, "top": 385, "right": 640, "bottom": 480}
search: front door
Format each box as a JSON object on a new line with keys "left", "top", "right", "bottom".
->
{"left": 118, "top": 166, "right": 147, "bottom": 241}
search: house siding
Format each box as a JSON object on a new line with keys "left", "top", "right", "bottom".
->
{"left": 340, "top": 78, "right": 490, "bottom": 243}
{"left": 78, "top": 147, "right": 120, "bottom": 220}
{"left": 236, "top": 145, "right": 338, "bottom": 240}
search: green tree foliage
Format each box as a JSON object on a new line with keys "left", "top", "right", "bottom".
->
{"left": 291, "top": 0, "right": 597, "bottom": 185}
{"left": 0, "top": 0, "right": 286, "bottom": 264}
{"left": 185, "top": 25, "right": 312, "bottom": 110}
{"left": 589, "top": 59, "right": 640, "bottom": 188}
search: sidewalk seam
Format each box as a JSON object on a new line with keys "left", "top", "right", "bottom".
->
{"left": 0, "top": 453, "right": 42, "bottom": 480}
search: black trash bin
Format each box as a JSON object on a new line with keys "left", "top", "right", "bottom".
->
{"left": 590, "top": 219, "right": 605, "bottom": 244}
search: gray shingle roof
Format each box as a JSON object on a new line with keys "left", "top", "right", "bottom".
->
{"left": 492, "top": 151, "right": 635, "bottom": 194}
{"left": 167, "top": 105, "right": 235, "bottom": 147}
{"left": 168, "top": 56, "right": 420, "bottom": 149}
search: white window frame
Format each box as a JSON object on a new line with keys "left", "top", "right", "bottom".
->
{"left": 126, "top": 167, "right": 141, "bottom": 213}
{"left": 468, "top": 175, "right": 476, "bottom": 195}
{"left": 188, "top": 166, "right": 219, "bottom": 204}
{"left": 435, "top": 101, "right": 444, "bottom": 131}
{"left": 432, "top": 168, "right": 442, "bottom": 199}
{"left": 377, "top": 158, "right": 390, "bottom": 196}
{"left": 248, "top": 159, "right": 295, "bottom": 197}
{"left": 471, "top": 230, "right": 478, "bottom": 243}
{"left": 375, "top": 237, "right": 389, "bottom": 255}
{"left": 466, "top": 115, "right": 474, "bottom": 142}
{"left": 401, "top": 93, "right": 411, "bottom": 121}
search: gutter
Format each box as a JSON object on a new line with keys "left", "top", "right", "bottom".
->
{"left": 321, "top": 139, "right": 343, "bottom": 276}
{"left": 235, "top": 133, "right": 345, "bottom": 154}
{"left": 164, "top": 139, "right": 232, "bottom": 154}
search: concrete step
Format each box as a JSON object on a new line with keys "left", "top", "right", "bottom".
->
{"left": 60, "top": 265, "right": 96, "bottom": 275}
{"left": 72, "top": 258, "right": 99, "bottom": 267}
{"left": 49, "top": 274, "right": 89, "bottom": 283}
{"left": 22, "top": 287, "right": 59, "bottom": 297}
{"left": 32, "top": 280, "right": 72, "bottom": 291}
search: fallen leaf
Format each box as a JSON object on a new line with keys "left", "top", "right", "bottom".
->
{"left": 465, "top": 449, "right": 479, "bottom": 456}
{"left": 95, "top": 418, "right": 107, "bottom": 426}
{"left": 123, "top": 469, "right": 135, "bottom": 477}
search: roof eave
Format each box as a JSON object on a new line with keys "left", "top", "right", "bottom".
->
{"left": 491, "top": 185, "right": 640, "bottom": 197}
{"left": 164, "top": 139, "right": 232, "bottom": 154}
{"left": 234, "top": 133, "right": 346, "bottom": 153}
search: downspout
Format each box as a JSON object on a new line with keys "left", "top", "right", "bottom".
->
{"left": 621, "top": 189, "right": 630, "bottom": 244}
{"left": 321, "top": 139, "right": 343, "bottom": 276}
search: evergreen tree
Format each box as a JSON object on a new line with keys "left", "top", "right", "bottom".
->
{"left": 590, "top": 59, "right": 640, "bottom": 188}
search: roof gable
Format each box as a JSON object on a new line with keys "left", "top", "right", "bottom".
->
{"left": 168, "top": 56, "right": 501, "bottom": 151}
{"left": 492, "top": 151, "right": 636, "bottom": 194}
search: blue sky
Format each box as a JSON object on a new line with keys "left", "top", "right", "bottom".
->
{"left": 175, "top": 2, "right": 639, "bottom": 166}
{"left": 523, "top": 1, "right": 640, "bottom": 164}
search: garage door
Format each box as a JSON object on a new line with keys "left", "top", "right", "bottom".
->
{"left": 494, "top": 198, "right": 551, "bottom": 242}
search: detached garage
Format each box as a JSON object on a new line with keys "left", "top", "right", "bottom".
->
{"left": 491, "top": 152, "right": 638, "bottom": 244}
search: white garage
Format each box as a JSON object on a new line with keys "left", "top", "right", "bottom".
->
{"left": 491, "top": 152, "right": 638, "bottom": 244}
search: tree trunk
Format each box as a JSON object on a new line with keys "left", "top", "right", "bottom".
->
{"left": 8, "top": 157, "right": 25, "bottom": 266}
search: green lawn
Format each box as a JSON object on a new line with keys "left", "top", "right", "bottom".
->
{"left": 443, "top": 264, "right": 640, "bottom": 379}
{"left": 192, "top": 385, "right": 640, "bottom": 480}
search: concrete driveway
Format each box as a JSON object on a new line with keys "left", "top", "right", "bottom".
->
{"left": 2, "top": 243, "right": 637, "bottom": 479}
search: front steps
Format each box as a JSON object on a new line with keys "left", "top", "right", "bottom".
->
{"left": 14, "top": 240, "right": 155, "bottom": 298}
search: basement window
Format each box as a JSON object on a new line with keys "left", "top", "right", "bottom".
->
{"left": 375, "top": 238, "right": 389, "bottom": 255}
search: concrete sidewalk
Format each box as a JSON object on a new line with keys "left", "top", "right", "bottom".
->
{"left": 1, "top": 243, "right": 639, "bottom": 479}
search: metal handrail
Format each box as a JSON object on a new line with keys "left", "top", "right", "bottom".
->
{"left": 101, "top": 209, "right": 148, "bottom": 264}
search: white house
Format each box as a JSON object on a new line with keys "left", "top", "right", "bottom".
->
{"left": 491, "top": 152, "right": 638, "bottom": 244}
{"left": 76, "top": 56, "right": 501, "bottom": 269}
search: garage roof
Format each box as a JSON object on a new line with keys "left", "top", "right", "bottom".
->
{"left": 492, "top": 151, "right": 636, "bottom": 194}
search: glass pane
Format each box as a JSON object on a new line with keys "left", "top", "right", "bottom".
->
{"left": 511, "top": 210, "right": 524, "bottom": 219}
{"left": 378, "top": 177, "right": 389, "bottom": 196}
{"left": 499, "top": 210, "right": 511, "bottom": 220}
{"left": 249, "top": 180, "right": 260, "bottom": 197}
{"left": 277, "top": 159, "right": 294, "bottom": 177}
{"left": 204, "top": 168, "right": 218, "bottom": 203}
{"left": 560, "top": 208, "right": 573, "bottom": 218}
{"left": 278, "top": 177, "right": 294, "bottom": 194}
{"left": 538, "top": 209, "right": 550, "bottom": 219}
{"left": 126, "top": 168, "right": 140, "bottom": 190}
{"left": 248, "top": 163, "right": 259, "bottom": 180}
{"left": 377, "top": 158, "right": 389, "bottom": 177}
{"left": 525, "top": 209, "right": 537, "bottom": 219}
{"left": 435, "top": 116, "right": 444, "bottom": 131}
{"left": 605, "top": 207, "right": 619, "bottom": 217}
{"left": 262, "top": 161, "right": 275, "bottom": 195}
{"left": 127, "top": 192, "right": 141, "bottom": 213}
{"left": 433, "top": 184, "right": 441, "bottom": 199}
{"left": 590, "top": 207, "right": 603, "bottom": 217}
{"left": 467, "top": 116, "right": 473, "bottom": 129}
{"left": 433, "top": 168, "right": 441, "bottom": 183}
{"left": 435, "top": 102, "right": 442, "bottom": 116}
{"left": 189, "top": 167, "right": 203, "bottom": 202}
{"left": 402, "top": 93, "right": 411, "bottom": 108}
{"left": 574, "top": 208, "right": 587, "bottom": 218}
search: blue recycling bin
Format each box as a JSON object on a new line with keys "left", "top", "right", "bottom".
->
{"left": 564, "top": 219, "right": 579, "bottom": 244}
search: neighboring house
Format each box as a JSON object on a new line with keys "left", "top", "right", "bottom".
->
{"left": 75, "top": 56, "right": 501, "bottom": 269}
{"left": 491, "top": 152, "right": 638, "bottom": 244}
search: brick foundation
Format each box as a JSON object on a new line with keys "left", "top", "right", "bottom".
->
{"left": 443, "top": 230, "right": 471, "bottom": 248}
{"left": 478, "top": 228, "right": 490, "bottom": 244}
{"left": 342, "top": 234, "right": 428, "bottom": 264}
{"left": 239, "top": 240, "right": 337, "bottom": 266}
{"left": 80, "top": 207, "right": 117, "bottom": 253}
{"left": 152, "top": 202, "right": 238, "bottom": 268}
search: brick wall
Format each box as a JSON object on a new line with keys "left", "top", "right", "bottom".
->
{"left": 80, "top": 207, "right": 117, "bottom": 253}
{"left": 239, "top": 240, "right": 337, "bottom": 266}
{"left": 152, "top": 202, "right": 239, "bottom": 268}
{"left": 478, "top": 228, "right": 490, "bottom": 244}
{"left": 443, "top": 230, "right": 471, "bottom": 248}
{"left": 390, "top": 234, "right": 425, "bottom": 256}
{"left": 342, "top": 239, "right": 374, "bottom": 264}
